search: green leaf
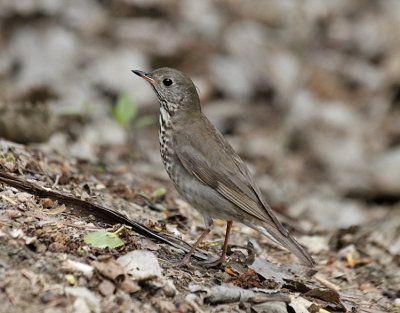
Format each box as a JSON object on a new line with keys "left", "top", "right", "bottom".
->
{"left": 84, "top": 231, "right": 124, "bottom": 248}
{"left": 112, "top": 93, "right": 137, "bottom": 129}
{"left": 65, "top": 274, "right": 77, "bottom": 286}
{"left": 137, "top": 191, "right": 151, "bottom": 201}
{"left": 152, "top": 187, "right": 167, "bottom": 198}
{"left": 154, "top": 203, "right": 165, "bottom": 211}
{"left": 1, "top": 153, "right": 15, "bottom": 163}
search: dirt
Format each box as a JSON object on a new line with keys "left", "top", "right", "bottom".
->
{"left": 0, "top": 140, "right": 399, "bottom": 313}
{"left": 1, "top": 1, "right": 400, "bottom": 312}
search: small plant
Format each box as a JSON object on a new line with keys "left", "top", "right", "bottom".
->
{"left": 138, "top": 188, "right": 167, "bottom": 211}
{"left": 112, "top": 94, "right": 137, "bottom": 130}
{"left": 0, "top": 152, "right": 16, "bottom": 170}
{"left": 0, "top": 152, "right": 15, "bottom": 163}
{"left": 151, "top": 187, "right": 167, "bottom": 199}
{"left": 112, "top": 93, "right": 156, "bottom": 131}
{"left": 84, "top": 225, "right": 132, "bottom": 249}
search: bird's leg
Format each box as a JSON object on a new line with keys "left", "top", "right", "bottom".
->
{"left": 200, "top": 220, "right": 233, "bottom": 267}
{"left": 171, "top": 225, "right": 213, "bottom": 267}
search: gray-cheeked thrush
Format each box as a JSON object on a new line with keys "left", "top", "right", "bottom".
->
{"left": 132, "top": 67, "right": 315, "bottom": 267}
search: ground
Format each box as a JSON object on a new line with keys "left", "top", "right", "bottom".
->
{"left": 0, "top": 138, "right": 399, "bottom": 313}
{"left": 1, "top": 1, "right": 400, "bottom": 312}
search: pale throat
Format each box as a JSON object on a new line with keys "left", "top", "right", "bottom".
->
{"left": 160, "top": 105, "right": 170, "bottom": 125}
{"left": 159, "top": 99, "right": 178, "bottom": 126}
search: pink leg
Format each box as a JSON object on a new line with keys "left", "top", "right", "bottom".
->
{"left": 173, "top": 225, "right": 213, "bottom": 266}
{"left": 200, "top": 220, "right": 233, "bottom": 267}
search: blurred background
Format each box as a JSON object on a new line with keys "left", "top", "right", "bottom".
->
{"left": 1, "top": 0, "right": 400, "bottom": 235}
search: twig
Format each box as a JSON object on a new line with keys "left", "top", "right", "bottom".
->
{"left": 315, "top": 273, "right": 340, "bottom": 292}
{"left": 51, "top": 174, "right": 60, "bottom": 188}
{"left": 1, "top": 194, "right": 17, "bottom": 205}
{"left": 0, "top": 170, "right": 209, "bottom": 260}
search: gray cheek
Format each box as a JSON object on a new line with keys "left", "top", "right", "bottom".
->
{"left": 174, "top": 91, "right": 184, "bottom": 103}
{"left": 163, "top": 90, "right": 177, "bottom": 102}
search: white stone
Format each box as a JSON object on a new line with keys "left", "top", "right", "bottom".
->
{"left": 117, "top": 250, "right": 162, "bottom": 280}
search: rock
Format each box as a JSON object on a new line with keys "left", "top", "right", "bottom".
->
{"left": 65, "top": 287, "right": 100, "bottom": 313}
{"left": 72, "top": 297, "right": 91, "bottom": 313}
{"left": 0, "top": 102, "right": 56, "bottom": 143}
{"left": 221, "top": 0, "right": 296, "bottom": 26}
{"left": 0, "top": 0, "right": 62, "bottom": 15}
{"left": 63, "top": 260, "right": 94, "bottom": 279}
{"left": 287, "top": 91, "right": 373, "bottom": 193}
{"left": 252, "top": 301, "right": 288, "bottom": 313}
{"left": 4, "top": 25, "right": 79, "bottom": 94}
{"left": 203, "top": 100, "right": 245, "bottom": 135}
{"left": 87, "top": 48, "right": 149, "bottom": 107}
{"left": 67, "top": 118, "right": 126, "bottom": 162}
{"left": 249, "top": 259, "right": 293, "bottom": 284}
{"left": 117, "top": 250, "right": 162, "bottom": 280}
{"left": 288, "top": 196, "right": 366, "bottom": 230}
{"left": 367, "top": 218, "right": 400, "bottom": 256}
{"left": 61, "top": 1, "right": 108, "bottom": 36}
{"left": 189, "top": 283, "right": 290, "bottom": 305}
{"left": 288, "top": 294, "right": 313, "bottom": 313}
{"left": 117, "top": 250, "right": 176, "bottom": 296}
{"left": 210, "top": 55, "right": 254, "bottom": 99}
{"left": 298, "top": 235, "right": 329, "bottom": 255}
{"left": 92, "top": 257, "right": 124, "bottom": 280}
{"left": 180, "top": 1, "right": 222, "bottom": 38}
{"left": 371, "top": 147, "right": 400, "bottom": 195}
{"left": 16, "top": 192, "right": 34, "bottom": 203}
{"left": 262, "top": 49, "right": 300, "bottom": 100}
{"left": 98, "top": 279, "right": 115, "bottom": 297}
{"left": 118, "top": 275, "right": 140, "bottom": 294}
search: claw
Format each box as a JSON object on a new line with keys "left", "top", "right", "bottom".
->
{"left": 198, "top": 256, "right": 225, "bottom": 268}
{"left": 162, "top": 221, "right": 233, "bottom": 269}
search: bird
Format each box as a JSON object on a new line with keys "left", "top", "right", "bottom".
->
{"left": 132, "top": 67, "right": 315, "bottom": 267}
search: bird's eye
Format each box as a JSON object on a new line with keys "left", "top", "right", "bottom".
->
{"left": 163, "top": 78, "right": 173, "bottom": 86}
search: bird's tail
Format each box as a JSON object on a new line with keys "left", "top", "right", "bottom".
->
{"left": 244, "top": 221, "right": 316, "bottom": 267}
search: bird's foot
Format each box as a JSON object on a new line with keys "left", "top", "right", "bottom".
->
{"left": 164, "top": 256, "right": 224, "bottom": 269}
{"left": 164, "top": 257, "right": 196, "bottom": 270}
{"left": 198, "top": 256, "right": 225, "bottom": 268}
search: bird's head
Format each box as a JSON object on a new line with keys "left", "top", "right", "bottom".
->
{"left": 132, "top": 67, "right": 200, "bottom": 115}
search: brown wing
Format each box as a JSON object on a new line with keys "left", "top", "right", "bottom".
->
{"left": 173, "top": 115, "right": 288, "bottom": 235}
{"left": 173, "top": 115, "right": 315, "bottom": 266}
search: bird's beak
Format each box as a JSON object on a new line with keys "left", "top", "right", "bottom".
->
{"left": 131, "top": 70, "right": 159, "bottom": 85}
